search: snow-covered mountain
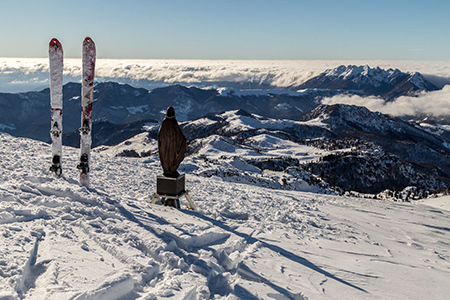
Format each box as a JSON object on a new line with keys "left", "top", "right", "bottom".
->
{"left": 302, "top": 103, "right": 449, "bottom": 150}
{"left": 0, "top": 65, "right": 440, "bottom": 144}
{"left": 1, "top": 129, "right": 450, "bottom": 299}
{"left": 294, "top": 65, "right": 439, "bottom": 100}
{"left": 100, "top": 106, "right": 450, "bottom": 195}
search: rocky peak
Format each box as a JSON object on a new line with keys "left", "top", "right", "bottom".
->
{"left": 296, "top": 65, "right": 438, "bottom": 100}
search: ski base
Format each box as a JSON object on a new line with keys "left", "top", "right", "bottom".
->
{"left": 49, "top": 38, "right": 63, "bottom": 177}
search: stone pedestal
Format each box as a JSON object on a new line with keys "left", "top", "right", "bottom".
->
{"left": 157, "top": 174, "right": 185, "bottom": 196}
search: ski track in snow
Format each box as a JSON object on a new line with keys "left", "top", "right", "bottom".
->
{"left": 0, "top": 132, "right": 450, "bottom": 299}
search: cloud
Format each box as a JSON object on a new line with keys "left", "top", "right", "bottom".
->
{"left": 1, "top": 58, "right": 450, "bottom": 94}
{"left": 322, "top": 94, "right": 388, "bottom": 113}
{"left": 0, "top": 58, "right": 327, "bottom": 92}
{"left": 322, "top": 85, "right": 450, "bottom": 117}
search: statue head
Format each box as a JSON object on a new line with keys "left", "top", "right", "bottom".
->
{"left": 166, "top": 106, "right": 175, "bottom": 119}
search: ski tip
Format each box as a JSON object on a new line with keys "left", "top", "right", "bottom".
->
{"left": 83, "top": 37, "right": 95, "bottom": 49}
{"left": 49, "top": 38, "right": 62, "bottom": 50}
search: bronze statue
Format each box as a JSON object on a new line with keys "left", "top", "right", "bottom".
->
{"left": 158, "top": 107, "right": 186, "bottom": 178}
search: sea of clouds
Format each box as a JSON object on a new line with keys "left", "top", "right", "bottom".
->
{"left": 1, "top": 58, "right": 450, "bottom": 117}
{"left": 323, "top": 85, "right": 450, "bottom": 117}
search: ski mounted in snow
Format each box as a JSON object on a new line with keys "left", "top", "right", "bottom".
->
{"left": 49, "top": 38, "right": 63, "bottom": 176}
{"left": 77, "top": 37, "right": 96, "bottom": 187}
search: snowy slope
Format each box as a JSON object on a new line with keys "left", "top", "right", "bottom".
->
{"left": 1, "top": 132, "right": 450, "bottom": 299}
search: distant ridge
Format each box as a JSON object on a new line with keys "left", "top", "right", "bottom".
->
{"left": 293, "top": 65, "right": 438, "bottom": 100}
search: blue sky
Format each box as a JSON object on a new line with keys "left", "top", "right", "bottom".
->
{"left": 1, "top": 0, "right": 449, "bottom": 60}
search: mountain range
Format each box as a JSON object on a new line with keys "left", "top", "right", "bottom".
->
{"left": 98, "top": 104, "right": 450, "bottom": 195}
{"left": 0, "top": 65, "right": 440, "bottom": 144}
{"left": 2, "top": 64, "right": 450, "bottom": 194}
{"left": 293, "top": 65, "right": 439, "bottom": 100}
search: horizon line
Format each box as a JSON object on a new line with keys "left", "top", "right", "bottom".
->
{"left": 1, "top": 57, "right": 450, "bottom": 62}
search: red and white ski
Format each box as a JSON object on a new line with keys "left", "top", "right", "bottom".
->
{"left": 49, "top": 38, "right": 63, "bottom": 176}
{"left": 77, "top": 37, "right": 96, "bottom": 186}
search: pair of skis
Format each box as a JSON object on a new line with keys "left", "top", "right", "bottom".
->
{"left": 49, "top": 37, "right": 96, "bottom": 187}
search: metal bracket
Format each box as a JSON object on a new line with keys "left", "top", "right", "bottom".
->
{"left": 49, "top": 130, "right": 61, "bottom": 137}
{"left": 151, "top": 190, "right": 196, "bottom": 211}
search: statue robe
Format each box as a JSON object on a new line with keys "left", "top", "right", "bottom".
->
{"left": 158, "top": 115, "right": 186, "bottom": 178}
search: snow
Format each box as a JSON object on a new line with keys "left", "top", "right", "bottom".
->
{"left": 301, "top": 116, "right": 329, "bottom": 129}
{"left": 126, "top": 105, "right": 149, "bottom": 115}
{"left": 173, "top": 94, "right": 193, "bottom": 122}
{"left": 184, "top": 118, "right": 217, "bottom": 129}
{"left": 0, "top": 132, "right": 450, "bottom": 299}
{"left": 0, "top": 123, "right": 16, "bottom": 130}
{"left": 243, "top": 134, "right": 319, "bottom": 161}
{"left": 409, "top": 72, "right": 427, "bottom": 90}
{"left": 68, "top": 96, "right": 81, "bottom": 102}
{"left": 99, "top": 132, "right": 157, "bottom": 157}
{"left": 219, "top": 110, "right": 311, "bottom": 134}
{"left": 274, "top": 103, "right": 293, "bottom": 111}
{"left": 420, "top": 195, "right": 450, "bottom": 212}
{"left": 322, "top": 65, "right": 417, "bottom": 89}
{"left": 418, "top": 122, "right": 450, "bottom": 136}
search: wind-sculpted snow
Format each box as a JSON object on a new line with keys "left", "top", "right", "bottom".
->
{"left": 1, "top": 132, "right": 450, "bottom": 299}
